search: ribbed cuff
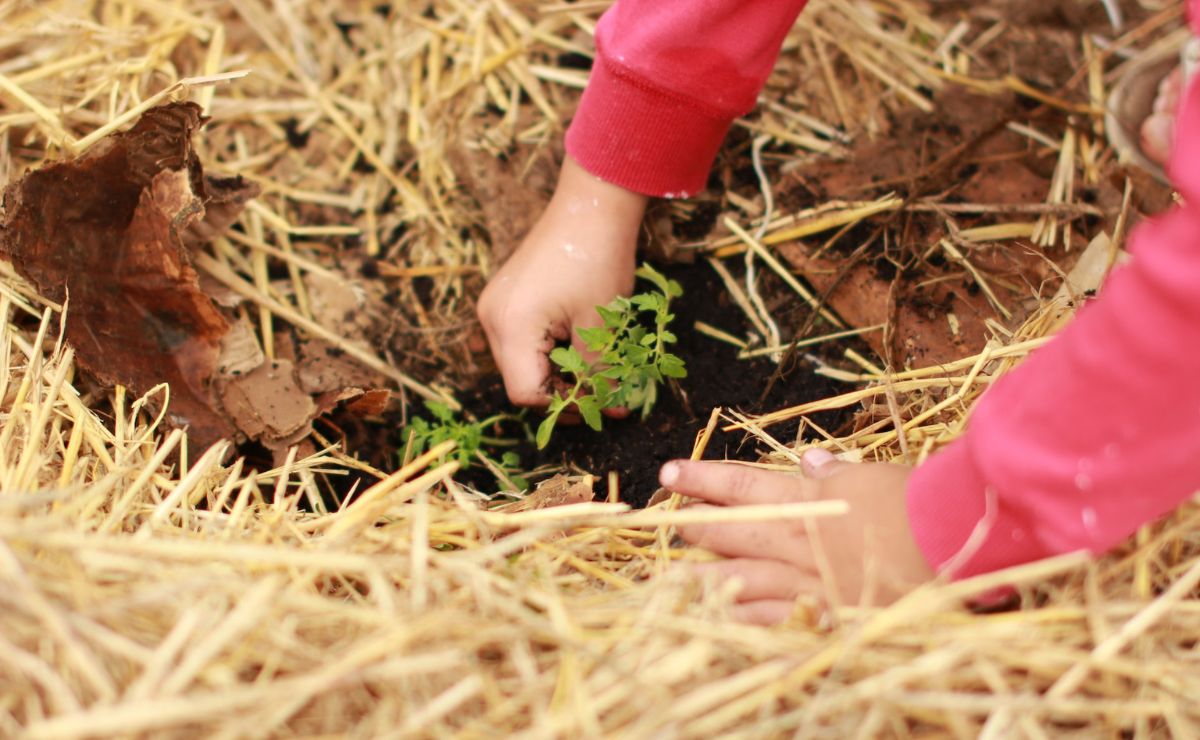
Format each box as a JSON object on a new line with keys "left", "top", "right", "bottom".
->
{"left": 906, "top": 441, "right": 1050, "bottom": 580}
{"left": 565, "top": 53, "right": 735, "bottom": 199}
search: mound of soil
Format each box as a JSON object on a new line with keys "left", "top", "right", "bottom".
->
{"left": 453, "top": 261, "right": 853, "bottom": 508}
{"left": 309, "top": 261, "right": 855, "bottom": 509}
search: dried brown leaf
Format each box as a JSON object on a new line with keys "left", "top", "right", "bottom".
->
{"left": 0, "top": 102, "right": 259, "bottom": 448}
{"left": 218, "top": 359, "right": 317, "bottom": 450}
{"left": 500, "top": 474, "right": 595, "bottom": 512}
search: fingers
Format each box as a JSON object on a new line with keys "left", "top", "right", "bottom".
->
{"left": 675, "top": 506, "right": 802, "bottom": 562}
{"left": 1156, "top": 66, "right": 1183, "bottom": 112}
{"left": 480, "top": 312, "right": 556, "bottom": 407}
{"left": 689, "top": 559, "right": 828, "bottom": 625}
{"left": 691, "top": 558, "right": 819, "bottom": 603}
{"left": 731, "top": 600, "right": 802, "bottom": 626}
{"left": 677, "top": 506, "right": 816, "bottom": 565}
{"left": 658, "top": 460, "right": 814, "bottom": 507}
{"left": 1141, "top": 113, "right": 1176, "bottom": 167}
{"left": 800, "top": 448, "right": 836, "bottom": 478}
{"left": 800, "top": 448, "right": 854, "bottom": 479}
{"left": 1143, "top": 65, "right": 1182, "bottom": 168}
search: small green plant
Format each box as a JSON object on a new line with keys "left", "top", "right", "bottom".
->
{"left": 536, "top": 264, "right": 687, "bottom": 449}
{"left": 404, "top": 401, "right": 529, "bottom": 491}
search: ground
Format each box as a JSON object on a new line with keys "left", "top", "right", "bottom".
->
{"left": 0, "top": 0, "right": 1179, "bottom": 507}
{"left": 1, "top": 1, "right": 1198, "bottom": 737}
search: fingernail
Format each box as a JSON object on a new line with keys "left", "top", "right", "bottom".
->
{"left": 659, "top": 461, "right": 681, "bottom": 487}
{"left": 802, "top": 448, "right": 836, "bottom": 468}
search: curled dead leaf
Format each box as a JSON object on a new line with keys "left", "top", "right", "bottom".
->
{"left": 218, "top": 359, "right": 317, "bottom": 450}
{"left": 499, "top": 474, "right": 595, "bottom": 512}
{"left": 0, "top": 101, "right": 393, "bottom": 454}
{"left": 0, "top": 102, "right": 258, "bottom": 448}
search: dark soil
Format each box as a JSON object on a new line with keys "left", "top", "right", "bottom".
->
{"left": 311, "top": 261, "right": 856, "bottom": 510}
{"left": 455, "top": 261, "right": 853, "bottom": 508}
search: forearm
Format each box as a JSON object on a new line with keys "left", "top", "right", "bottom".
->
{"left": 907, "top": 51, "right": 1200, "bottom": 579}
{"left": 549, "top": 155, "right": 647, "bottom": 249}
{"left": 567, "top": 0, "right": 810, "bottom": 197}
{"left": 908, "top": 207, "right": 1200, "bottom": 578}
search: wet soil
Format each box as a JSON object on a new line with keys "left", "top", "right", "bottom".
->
{"left": 409, "top": 262, "right": 850, "bottom": 508}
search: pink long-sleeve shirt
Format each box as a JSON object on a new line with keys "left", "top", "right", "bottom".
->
{"left": 567, "top": 0, "right": 1200, "bottom": 579}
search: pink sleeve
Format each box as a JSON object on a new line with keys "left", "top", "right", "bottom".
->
{"left": 566, "top": 0, "right": 809, "bottom": 198}
{"left": 906, "top": 57, "right": 1200, "bottom": 579}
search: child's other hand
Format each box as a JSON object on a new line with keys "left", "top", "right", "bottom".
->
{"left": 477, "top": 155, "right": 647, "bottom": 407}
{"left": 660, "top": 451, "right": 935, "bottom": 625}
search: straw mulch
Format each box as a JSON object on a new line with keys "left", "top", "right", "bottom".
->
{"left": 2, "top": 0, "right": 1199, "bottom": 736}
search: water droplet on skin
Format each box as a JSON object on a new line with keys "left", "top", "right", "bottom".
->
{"left": 591, "top": 198, "right": 599, "bottom": 208}
{"left": 561, "top": 242, "right": 591, "bottom": 263}
{"left": 1075, "top": 473, "right": 1093, "bottom": 491}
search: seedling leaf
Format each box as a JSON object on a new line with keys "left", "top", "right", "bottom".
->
{"left": 635, "top": 264, "right": 670, "bottom": 294}
{"left": 536, "top": 412, "right": 559, "bottom": 449}
{"left": 576, "top": 396, "right": 603, "bottom": 431}
{"left": 596, "top": 305, "right": 623, "bottom": 326}
{"left": 540, "top": 262, "right": 688, "bottom": 444}
{"left": 660, "top": 353, "right": 687, "bottom": 378}
{"left": 549, "top": 347, "right": 587, "bottom": 375}
{"left": 402, "top": 403, "right": 528, "bottom": 490}
{"left": 577, "top": 326, "right": 611, "bottom": 351}
{"left": 426, "top": 400, "right": 455, "bottom": 422}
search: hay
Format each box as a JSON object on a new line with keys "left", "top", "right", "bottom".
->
{"left": 5, "top": 303, "right": 1199, "bottom": 737}
{"left": 2, "top": 0, "right": 1199, "bottom": 736}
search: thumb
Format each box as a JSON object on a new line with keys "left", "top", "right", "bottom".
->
{"left": 800, "top": 448, "right": 850, "bottom": 479}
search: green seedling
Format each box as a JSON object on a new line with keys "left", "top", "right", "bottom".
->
{"left": 536, "top": 264, "right": 687, "bottom": 449}
{"left": 403, "top": 401, "right": 529, "bottom": 491}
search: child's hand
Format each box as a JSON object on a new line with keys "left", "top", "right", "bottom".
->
{"left": 477, "top": 156, "right": 648, "bottom": 407}
{"left": 660, "top": 451, "right": 935, "bottom": 625}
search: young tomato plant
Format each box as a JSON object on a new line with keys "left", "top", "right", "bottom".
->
{"left": 536, "top": 264, "right": 687, "bottom": 449}
{"left": 403, "top": 401, "right": 529, "bottom": 491}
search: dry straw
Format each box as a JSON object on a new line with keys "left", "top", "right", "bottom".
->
{"left": 1, "top": 0, "right": 1198, "bottom": 736}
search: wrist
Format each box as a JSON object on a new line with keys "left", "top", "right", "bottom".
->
{"left": 549, "top": 156, "right": 647, "bottom": 254}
